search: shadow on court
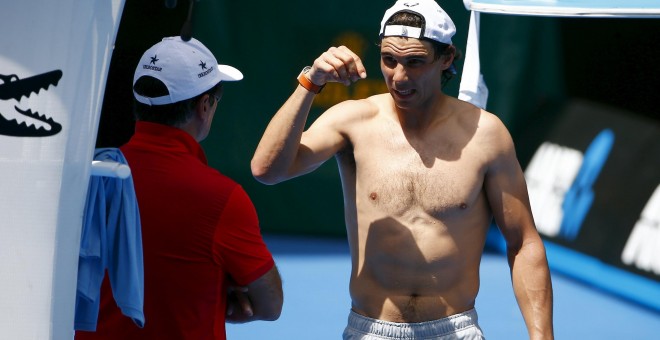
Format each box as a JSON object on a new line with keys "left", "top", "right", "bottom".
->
{"left": 227, "top": 234, "right": 660, "bottom": 339}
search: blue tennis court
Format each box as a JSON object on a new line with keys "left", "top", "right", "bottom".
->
{"left": 227, "top": 234, "right": 660, "bottom": 339}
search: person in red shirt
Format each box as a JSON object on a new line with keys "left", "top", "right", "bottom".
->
{"left": 76, "top": 36, "right": 282, "bottom": 340}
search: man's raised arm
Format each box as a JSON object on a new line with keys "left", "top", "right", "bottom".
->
{"left": 251, "top": 46, "right": 366, "bottom": 185}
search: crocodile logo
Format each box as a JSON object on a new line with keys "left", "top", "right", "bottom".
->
{"left": 0, "top": 70, "right": 63, "bottom": 137}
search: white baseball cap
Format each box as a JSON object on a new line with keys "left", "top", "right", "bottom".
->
{"left": 133, "top": 36, "right": 243, "bottom": 106}
{"left": 379, "top": 0, "right": 456, "bottom": 45}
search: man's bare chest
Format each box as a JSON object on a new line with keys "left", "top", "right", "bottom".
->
{"left": 350, "top": 136, "right": 487, "bottom": 219}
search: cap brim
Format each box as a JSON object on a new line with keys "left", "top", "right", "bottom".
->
{"left": 217, "top": 64, "right": 243, "bottom": 81}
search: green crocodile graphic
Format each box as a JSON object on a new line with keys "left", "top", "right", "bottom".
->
{"left": 0, "top": 70, "right": 63, "bottom": 137}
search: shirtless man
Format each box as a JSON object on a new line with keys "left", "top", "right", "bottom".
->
{"left": 251, "top": 1, "right": 553, "bottom": 339}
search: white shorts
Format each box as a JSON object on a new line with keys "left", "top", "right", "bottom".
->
{"left": 342, "top": 308, "right": 485, "bottom": 340}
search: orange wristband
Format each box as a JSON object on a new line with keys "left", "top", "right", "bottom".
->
{"left": 297, "top": 67, "right": 324, "bottom": 94}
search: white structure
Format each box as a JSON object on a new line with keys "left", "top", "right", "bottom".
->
{"left": 0, "top": 1, "right": 125, "bottom": 338}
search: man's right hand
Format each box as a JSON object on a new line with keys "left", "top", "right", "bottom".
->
{"left": 307, "top": 46, "right": 368, "bottom": 87}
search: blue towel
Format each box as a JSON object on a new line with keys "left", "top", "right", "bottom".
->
{"left": 75, "top": 148, "right": 145, "bottom": 331}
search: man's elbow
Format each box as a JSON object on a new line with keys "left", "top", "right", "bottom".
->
{"left": 258, "top": 297, "right": 283, "bottom": 321}
{"left": 252, "top": 171, "right": 279, "bottom": 186}
{"left": 269, "top": 289, "right": 284, "bottom": 320}
{"left": 250, "top": 161, "right": 287, "bottom": 185}
{"left": 249, "top": 264, "right": 284, "bottom": 321}
{"left": 261, "top": 307, "right": 282, "bottom": 321}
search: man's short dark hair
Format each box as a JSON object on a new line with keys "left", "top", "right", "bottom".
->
{"left": 381, "top": 11, "right": 462, "bottom": 84}
{"left": 132, "top": 76, "right": 221, "bottom": 127}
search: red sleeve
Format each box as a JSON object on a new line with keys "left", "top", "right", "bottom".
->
{"left": 213, "top": 186, "right": 274, "bottom": 286}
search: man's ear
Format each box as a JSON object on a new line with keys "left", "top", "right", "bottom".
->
{"left": 194, "top": 93, "right": 212, "bottom": 119}
{"left": 441, "top": 45, "right": 456, "bottom": 70}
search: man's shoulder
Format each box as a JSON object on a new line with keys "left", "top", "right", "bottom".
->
{"left": 449, "top": 97, "right": 506, "bottom": 132}
{"left": 365, "top": 93, "right": 394, "bottom": 111}
{"left": 335, "top": 94, "right": 385, "bottom": 113}
{"left": 320, "top": 95, "right": 385, "bottom": 126}
{"left": 200, "top": 166, "right": 240, "bottom": 188}
{"left": 442, "top": 97, "right": 513, "bottom": 154}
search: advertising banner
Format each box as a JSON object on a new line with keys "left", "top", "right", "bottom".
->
{"left": 523, "top": 100, "right": 660, "bottom": 311}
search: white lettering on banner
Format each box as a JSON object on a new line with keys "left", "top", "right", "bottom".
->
{"left": 621, "top": 184, "right": 660, "bottom": 275}
{"left": 524, "top": 142, "right": 583, "bottom": 237}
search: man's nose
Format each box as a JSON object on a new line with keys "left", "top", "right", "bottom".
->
{"left": 392, "top": 64, "right": 408, "bottom": 83}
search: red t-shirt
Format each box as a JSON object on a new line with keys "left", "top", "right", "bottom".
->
{"left": 76, "top": 122, "right": 274, "bottom": 340}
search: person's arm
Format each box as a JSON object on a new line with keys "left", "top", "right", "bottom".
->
{"left": 215, "top": 187, "right": 283, "bottom": 323}
{"left": 251, "top": 46, "right": 367, "bottom": 185}
{"left": 483, "top": 115, "right": 554, "bottom": 340}
{"left": 226, "top": 265, "right": 283, "bottom": 323}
